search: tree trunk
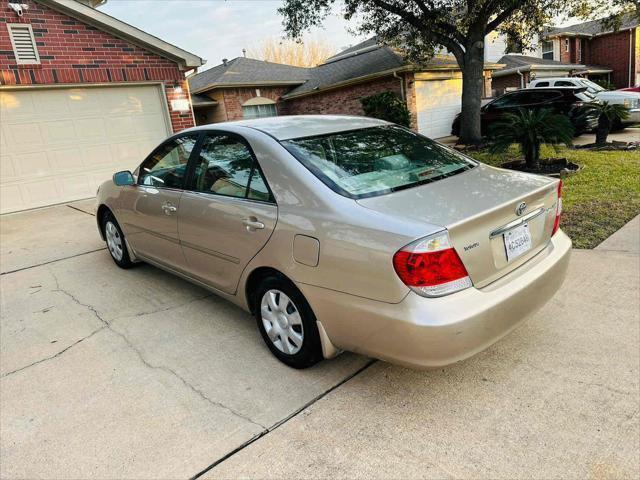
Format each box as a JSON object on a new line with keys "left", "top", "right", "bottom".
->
{"left": 525, "top": 141, "right": 540, "bottom": 170}
{"left": 458, "top": 41, "right": 485, "bottom": 145}
{"left": 595, "top": 114, "right": 610, "bottom": 145}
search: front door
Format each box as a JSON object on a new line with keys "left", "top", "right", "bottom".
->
{"left": 178, "top": 132, "right": 277, "bottom": 294}
{"left": 121, "top": 134, "right": 199, "bottom": 270}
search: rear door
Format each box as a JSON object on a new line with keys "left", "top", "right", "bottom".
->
{"left": 178, "top": 132, "right": 277, "bottom": 294}
{"left": 118, "top": 134, "right": 199, "bottom": 270}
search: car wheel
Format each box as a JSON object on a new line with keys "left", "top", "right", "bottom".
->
{"left": 254, "top": 276, "right": 323, "bottom": 369}
{"left": 102, "top": 212, "right": 134, "bottom": 269}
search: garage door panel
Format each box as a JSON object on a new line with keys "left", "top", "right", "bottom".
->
{"left": 6, "top": 123, "right": 45, "bottom": 150}
{"left": 1, "top": 85, "right": 171, "bottom": 214}
{"left": 49, "top": 148, "right": 85, "bottom": 172}
{"left": 84, "top": 144, "right": 114, "bottom": 168}
{"left": 75, "top": 118, "right": 107, "bottom": 139}
{"left": 41, "top": 120, "right": 77, "bottom": 145}
{"left": 57, "top": 174, "right": 94, "bottom": 199}
{"left": 416, "top": 78, "right": 462, "bottom": 139}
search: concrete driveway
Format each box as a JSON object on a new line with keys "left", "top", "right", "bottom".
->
{"left": 1, "top": 201, "right": 638, "bottom": 479}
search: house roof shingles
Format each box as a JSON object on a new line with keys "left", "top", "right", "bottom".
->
{"left": 189, "top": 57, "right": 309, "bottom": 93}
{"left": 189, "top": 38, "right": 486, "bottom": 98}
{"left": 545, "top": 13, "right": 638, "bottom": 38}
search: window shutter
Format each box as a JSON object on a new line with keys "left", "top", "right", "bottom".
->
{"left": 8, "top": 24, "right": 40, "bottom": 65}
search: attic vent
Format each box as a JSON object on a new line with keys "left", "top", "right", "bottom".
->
{"left": 8, "top": 24, "right": 40, "bottom": 65}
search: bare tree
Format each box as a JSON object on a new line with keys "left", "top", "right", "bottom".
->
{"left": 248, "top": 36, "right": 336, "bottom": 67}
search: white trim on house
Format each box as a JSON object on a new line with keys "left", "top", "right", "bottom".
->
{"left": 36, "top": 0, "right": 204, "bottom": 68}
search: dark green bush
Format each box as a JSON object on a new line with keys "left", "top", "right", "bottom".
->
{"left": 360, "top": 91, "right": 411, "bottom": 127}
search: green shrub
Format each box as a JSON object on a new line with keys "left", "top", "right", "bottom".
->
{"left": 360, "top": 91, "right": 411, "bottom": 127}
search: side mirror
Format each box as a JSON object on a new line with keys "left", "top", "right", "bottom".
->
{"left": 113, "top": 171, "right": 135, "bottom": 186}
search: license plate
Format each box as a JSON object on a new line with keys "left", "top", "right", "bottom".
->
{"left": 504, "top": 223, "right": 532, "bottom": 262}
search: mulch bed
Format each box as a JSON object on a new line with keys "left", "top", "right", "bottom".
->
{"left": 500, "top": 157, "right": 581, "bottom": 177}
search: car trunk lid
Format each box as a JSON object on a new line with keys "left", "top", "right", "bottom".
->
{"left": 356, "top": 164, "right": 559, "bottom": 288}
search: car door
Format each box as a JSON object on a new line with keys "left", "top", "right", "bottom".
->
{"left": 481, "top": 92, "right": 522, "bottom": 133}
{"left": 119, "top": 133, "right": 200, "bottom": 270}
{"left": 178, "top": 132, "right": 277, "bottom": 294}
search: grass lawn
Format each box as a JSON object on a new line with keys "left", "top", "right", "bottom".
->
{"left": 469, "top": 145, "right": 640, "bottom": 249}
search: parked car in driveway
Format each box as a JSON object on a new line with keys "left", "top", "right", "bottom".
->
{"left": 528, "top": 77, "right": 640, "bottom": 127}
{"left": 96, "top": 116, "right": 571, "bottom": 369}
{"left": 451, "top": 87, "right": 598, "bottom": 137}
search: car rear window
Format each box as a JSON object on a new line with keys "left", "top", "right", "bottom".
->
{"left": 281, "top": 126, "right": 476, "bottom": 199}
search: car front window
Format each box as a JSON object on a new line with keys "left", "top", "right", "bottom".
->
{"left": 138, "top": 135, "right": 198, "bottom": 189}
{"left": 281, "top": 126, "right": 476, "bottom": 199}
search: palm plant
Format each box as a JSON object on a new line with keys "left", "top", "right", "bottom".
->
{"left": 583, "top": 101, "right": 630, "bottom": 145}
{"left": 488, "top": 108, "right": 574, "bottom": 170}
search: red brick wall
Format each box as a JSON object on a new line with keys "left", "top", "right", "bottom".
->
{"left": 584, "top": 29, "right": 635, "bottom": 88}
{"left": 282, "top": 75, "right": 405, "bottom": 118}
{"left": 491, "top": 72, "right": 528, "bottom": 95}
{"left": 0, "top": 0, "right": 194, "bottom": 132}
{"left": 222, "top": 86, "right": 290, "bottom": 121}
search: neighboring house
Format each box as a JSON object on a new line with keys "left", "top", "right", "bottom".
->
{"left": 189, "top": 38, "right": 501, "bottom": 140}
{"left": 0, "top": 0, "right": 204, "bottom": 214}
{"left": 492, "top": 55, "right": 587, "bottom": 94}
{"left": 543, "top": 14, "right": 638, "bottom": 88}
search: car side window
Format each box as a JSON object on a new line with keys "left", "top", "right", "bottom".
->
{"left": 491, "top": 93, "right": 523, "bottom": 108}
{"left": 138, "top": 135, "right": 198, "bottom": 189}
{"left": 554, "top": 80, "right": 575, "bottom": 87}
{"left": 534, "top": 81, "right": 550, "bottom": 87}
{"left": 191, "top": 134, "right": 273, "bottom": 202}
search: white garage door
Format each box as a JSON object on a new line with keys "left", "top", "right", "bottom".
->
{"left": 415, "top": 78, "right": 463, "bottom": 139}
{"left": 0, "top": 85, "right": 171, "bottom": 214}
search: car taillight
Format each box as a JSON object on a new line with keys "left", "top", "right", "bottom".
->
{"left": 393, "top": 231, "right": 472, "bottom": 297}
{"left": 552, "top": 180, "right": 563, "bottom": 236}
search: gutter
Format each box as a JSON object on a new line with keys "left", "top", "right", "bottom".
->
{"left": 190, "top": 80, "right": 307, "bottom": 95}
{"left": 492, "top": 63, "right": 586, "bottom": 78}
{"left": 629, "top": 29, "right": 633, "bottom": 88}
{"left": 517, "top": 68, "right": 525, "bottom": 88}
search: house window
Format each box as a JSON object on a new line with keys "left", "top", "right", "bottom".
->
{"left": 541, "top": 40, "right": 554, "bottom": 60}
{"left": 7, "top": 24, "right": 40, "bottom": 65}
{"left": 564, "top": 38, "right": 570, "bottom": 53}
{"left": 241, "top": 97, "right": 277, "bottom": 119}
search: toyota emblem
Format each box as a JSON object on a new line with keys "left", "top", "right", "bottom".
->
{"left": 515, "top": 202, "right": 527, "bottom": 216}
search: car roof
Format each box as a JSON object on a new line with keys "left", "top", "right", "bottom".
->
{"left": 189, "top": 115, "right": 391, "bottom": 141}
{"left": 530, "top": 78, "right": 582, "bottom": 82}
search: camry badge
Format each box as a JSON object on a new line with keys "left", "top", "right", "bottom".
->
{"left": 515, "top": 202, "right": 527, "bottom": 216}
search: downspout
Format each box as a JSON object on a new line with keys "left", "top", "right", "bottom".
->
{"left": 393, "top": 71, "right": 405, "bottom": 100}
{"left": 629, "top": 29, "right": 633, "bottom": 88}
{"left": 516, "top": 68, "right": 524, "bottom": 89}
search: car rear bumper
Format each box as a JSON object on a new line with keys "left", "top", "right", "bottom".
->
{"left": 299, "top": 230, "right": 572, "bottom": 368}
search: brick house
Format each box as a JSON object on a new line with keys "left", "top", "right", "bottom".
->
{"left": 493, "top": 14, "right": 638, "bottom": 91}
{"left": 189, "top": 38, "right": 501, "bottom": 140}
{"left": 0, "top": 0, "right": 203, "bottom": 213}
{"left": 542, "top": 14, "right": 638, "bottom": 88}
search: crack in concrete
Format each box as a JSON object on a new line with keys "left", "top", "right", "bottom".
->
{"left": 0, "top": 248, "right": 107, "bottom": 276}
{"left": 66, "top": 204, "right": 95, "bottom": 217}
{"left": 6, "top": 267, "right": 266, "bottom": 430}
{"left": 1, "top": 326, "right": 106, "bottom": 378}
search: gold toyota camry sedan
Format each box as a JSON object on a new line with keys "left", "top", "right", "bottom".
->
{"left": 96, "top": 115, "right": 571, "bottom": 369}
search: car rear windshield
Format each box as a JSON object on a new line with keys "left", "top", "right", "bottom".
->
{"left": 281, "top": 126, "right": 476, "bottom": 199}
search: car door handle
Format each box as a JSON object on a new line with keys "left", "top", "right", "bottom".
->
{"left": 161, "top": 203, "right": 177, "bottom": 215}
{"left": 242, "top": 217, "right": 265, "bottom": 231}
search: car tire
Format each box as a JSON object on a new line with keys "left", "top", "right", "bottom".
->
{"left": 254, "top": 275, "right": 323, "bottom": 369}
{"left": 102, "top": 211, "right": 134, "bottom": 269}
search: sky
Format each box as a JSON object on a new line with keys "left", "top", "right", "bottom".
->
{"left": 101, "top": 0, "right": 363, "bottom": 72}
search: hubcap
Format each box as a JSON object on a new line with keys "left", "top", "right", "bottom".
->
{"left": 260, "top": 289, "right": 304, "bottom": 355}
{"left": 105, "top": 221, "right": 124, "bottom": 261}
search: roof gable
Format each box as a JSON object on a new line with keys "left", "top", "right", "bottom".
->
{"left": 36, "top": 0, "right": 203, "bottom": 68}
